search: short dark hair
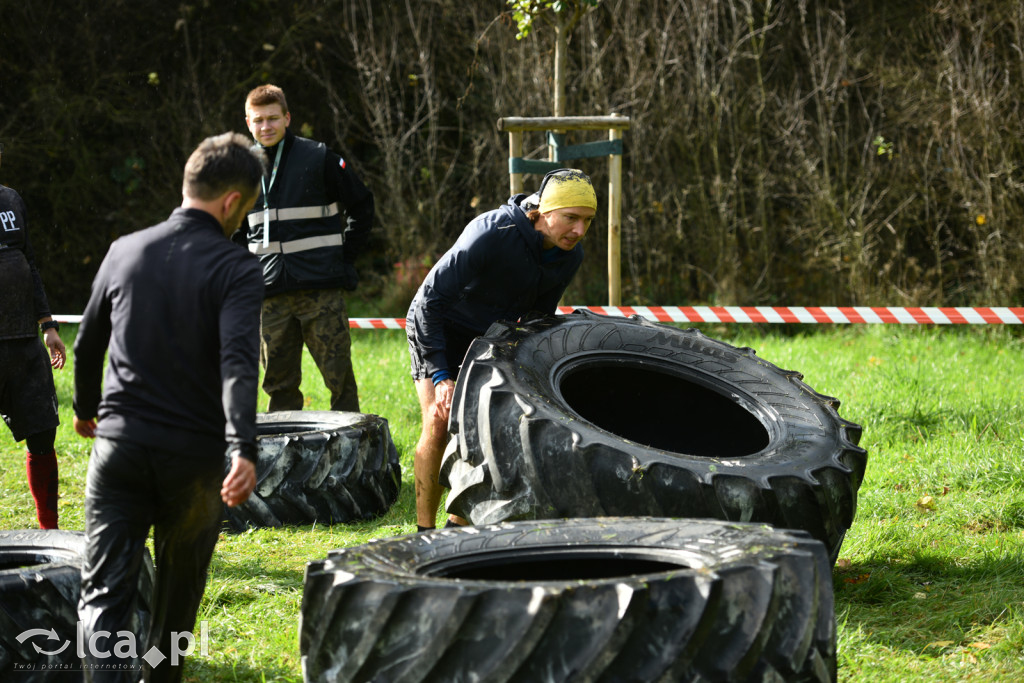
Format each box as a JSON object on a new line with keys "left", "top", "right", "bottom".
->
{"left": 245, "top": 84, "right": 289, "bottom": 114}
{"left": 182, "top": 132, "right": 266, "bottom": 201}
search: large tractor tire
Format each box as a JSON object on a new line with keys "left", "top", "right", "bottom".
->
{"left": 0, "top": 529, "right": 154, "bottom": 681}
{"left": 439, "top": 310, "right": 867, "bottom": 562}
{"left": 300, "top": 517, "right": 836, "bottom": 682}
{"left": 223, "top": 411, "right": 401, "bottom": 531}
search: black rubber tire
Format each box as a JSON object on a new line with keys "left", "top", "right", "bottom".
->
{"left": 300, "top": 517, "right": 836, "bottom": 682}
{"left": 0, "top": 529, "right": 155, "bottom": 680}
{"left": 223, "top": 410, "right": 401, "bottom": 530}
{"left": 439, "top": 310, "right": 867, "bottom": 562}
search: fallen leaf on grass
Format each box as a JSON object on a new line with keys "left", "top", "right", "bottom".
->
{"left": 836, "top": 558, "right": 852, "bottom": 570}
{"left": 843, "top": 573, "right": 870, "bottom": 584}
{"left": 916, "top": 495, "right": 936, "bottom": 510}
{"left": 968, "top": 642, "right": 992, "bottom": 650}
{"left": 925, "top": 641, "right": 954, "bottom": 649}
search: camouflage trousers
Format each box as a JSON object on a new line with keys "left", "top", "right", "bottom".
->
{"left": 260, "top": 288, "right": 360, "bottom": 412}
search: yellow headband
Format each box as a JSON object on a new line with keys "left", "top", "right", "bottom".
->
{"left": 538, "top": 169, "right": 597, "bottom": 213}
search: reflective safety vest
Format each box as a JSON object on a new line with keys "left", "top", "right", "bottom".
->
{"left": 245, "top": 136, "right": 347, "bottom": 293}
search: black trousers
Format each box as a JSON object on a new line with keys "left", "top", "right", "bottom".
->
{"left": 79, "top": 436, "right": 224, "bottom": 683}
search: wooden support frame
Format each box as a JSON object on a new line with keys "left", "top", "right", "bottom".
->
{"left": 498, "top": 115, "right": 630, "bottom": 306}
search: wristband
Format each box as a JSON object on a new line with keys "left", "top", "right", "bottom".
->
{"left": 40, "top": 320, "right": 60, "bottom": 333}
{"left": 431, "top": 369, "right": 451, "bottom": 386}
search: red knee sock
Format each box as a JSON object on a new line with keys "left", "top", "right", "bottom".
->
{"left": 26, "top": 450, "right": 59, "bottom": 529}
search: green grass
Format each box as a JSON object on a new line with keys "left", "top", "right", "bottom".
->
{"left": 2, "top": 324, "right": 1023, "bottom": 681}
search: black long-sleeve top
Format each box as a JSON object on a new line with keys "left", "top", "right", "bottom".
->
{"left": 0, "top": 184, "right": 52, "bottom": 340}
{"left": 73, "top": 208, "right": 264, "bottom": 459}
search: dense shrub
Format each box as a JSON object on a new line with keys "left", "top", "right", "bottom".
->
{"left": 2, "top": 0, "right": 1021, "bottom": 311}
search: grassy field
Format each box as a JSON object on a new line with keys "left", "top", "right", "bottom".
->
{"left": 1, "top": 323, "right": 1022, "bottom": 681}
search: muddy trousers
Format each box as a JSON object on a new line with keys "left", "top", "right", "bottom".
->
{"left": 79, "top": 436, "right": 223, "bottom": 683}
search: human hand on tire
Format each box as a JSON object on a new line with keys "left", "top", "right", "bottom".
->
{"left": 222, "top": 455, "right": 256, "bottom": 507}
{"left": 432, "top": 379, "right": 455, "bottom": 422}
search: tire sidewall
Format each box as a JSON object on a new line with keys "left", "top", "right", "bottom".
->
{"left": 224, "top": 410, "right": 402, "bottom": 530}
{"left": 457, "top": 311, "right": 850, "bottom": 481}
{"left": 301, "top": 518, "right": 837, "bottom": 682}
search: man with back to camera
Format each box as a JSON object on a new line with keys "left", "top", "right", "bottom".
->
{"left": 406, "top": 168, "right": 598, "bottom": 531}
{"left": 240, "top": 84, "right": 375, "bottom": 412}
{"left": 73, "top": 132, "right": 265, "bottom": 683}
{"left": 0, "top": 140, "right": 67, "bottom": 529}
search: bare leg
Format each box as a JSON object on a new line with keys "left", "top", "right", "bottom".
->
{"left": 413, "top": 378, "right": 467, "bottom": 528}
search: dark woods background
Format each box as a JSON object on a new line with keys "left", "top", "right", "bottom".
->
{"left": 2, "top": 0, "right": 1023, "bottom": 314}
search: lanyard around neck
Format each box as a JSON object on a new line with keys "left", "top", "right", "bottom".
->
{"left": 262, "top": 142, "right": 284, "bottom": 248}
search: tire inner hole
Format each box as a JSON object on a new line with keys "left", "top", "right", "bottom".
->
{"left": 559, "top": 364, "right": 769, "bottom": 457}
{"left": 1, "top": 551, "right": 75, "bottom": 570}
{"left": 258, "top": 423, "right": 326, "bottom": 436}
{"left": 423, "top": 548, "right": 692, "bottom": 581}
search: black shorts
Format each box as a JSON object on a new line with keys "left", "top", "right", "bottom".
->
{"left": 408, "top": 319, "right": 481, "bottom": 381}
{"left": 0, "top": 337, "right": 60, "bottom": 442}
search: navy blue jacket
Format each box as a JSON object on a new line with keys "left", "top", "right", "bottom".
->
{"left": 73, "top": 208, "right": 264, "bottom": 460}
{"left": 407, "top": 195, "right": 583, "bottom": 377}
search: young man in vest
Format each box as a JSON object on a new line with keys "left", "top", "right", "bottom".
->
{"left": 0, "top": 140, "right": 66, "bottom": 529}
{"left": 240, "top": 84, "right": 375, "bottom": 412}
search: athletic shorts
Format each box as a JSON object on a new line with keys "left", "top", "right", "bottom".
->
{"left": 0, "top": 337, "right": 60, "bottom": 442}
{"left": 407, "top": 319, "right": 482, "bottom": 382}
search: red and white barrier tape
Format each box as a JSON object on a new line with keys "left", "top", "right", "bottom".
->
{"left": 348, "top": 317, "right": 407, "bottom": 329}
{"left": 55, "top": 305, "right": 1024, "bottom": 329}
{"left": 555, "top": 305, "right": 1024, "bottom": 325}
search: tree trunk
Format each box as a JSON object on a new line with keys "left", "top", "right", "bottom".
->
{"left": 553, "top": 22, "right": 567, "bottom": 117}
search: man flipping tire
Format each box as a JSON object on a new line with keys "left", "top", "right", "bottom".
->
{"left": 406, "top": 169, "right": 598, "bottom": 531}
